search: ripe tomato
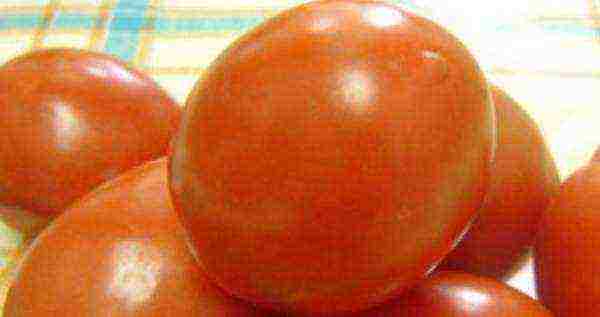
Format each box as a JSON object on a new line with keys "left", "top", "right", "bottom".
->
{"left": 365, "top": 272, "right": 552, "bottom": 316}
{"left": 4, "top": 159, "right": 266, "bottom": 317}
{"left": 535, "top": 163, "right": 600, "bottom": 316}
{"left": 0, "top": 48, "right": 182, "bottom": 308}
{"left": 440, "top": 86, "right": 559, "bottom": 278}
{"left": 0, "top": 48, "right": 181, "bottom": 219}
{"left": 169, "top": 0, "right": 495, "bottom": 314}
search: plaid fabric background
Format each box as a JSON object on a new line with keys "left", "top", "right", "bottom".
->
{"left": 0, "top": 0, "right": 598, "bottom": 313}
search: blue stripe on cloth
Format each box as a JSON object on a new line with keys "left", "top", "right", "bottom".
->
{"left": 496, "top": 23, "right": 598, "bottom": 38}
{"left": 0, "top": 9, "right": 596, "bottom": 40}
{"left": 53, "top": 13, "right": 95, "bottom": 29}
{"left": 538, "top": 23, "right": 598, "bottom": 38}
{"left": 104, "top": 0, "right": 150, "bottom": 61}
{"left": 0, "top": 15, "right": 43, "bottom": 29}
{"left": 154, "top": 16, "right": 264, "bottom": 33}
{"left": 388, "top": 0, "right": 422, "bottom": 12}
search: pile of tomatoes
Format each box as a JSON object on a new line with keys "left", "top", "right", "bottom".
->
{"left": 0, "top": 1, "right": 595, "bottom": 316}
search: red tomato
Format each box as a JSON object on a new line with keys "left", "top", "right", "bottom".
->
{"left": 439, "top": 86, "right": 559, "bottom": 278}
{"left": 4, "top": 159, "right": 267, "bottom": 317}
{"left": 364, "top": 272, "right": 553, "bottom": 316}
{"left": 0, "top": 48, "right": 181, "bottom": 220}
{"left": 535, "top": 163, "right": 600, "bottom": 316}
{"left": 169, "top": 0, "right": 495, "bottom": 314}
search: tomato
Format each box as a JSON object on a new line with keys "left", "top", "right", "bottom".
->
{"left": 169, "top": 0, "right": 495, "bottom": 314}
{"left": 4, "top": 159, "right": 267, "bottom": 317}
{"left": 0, "top": 48, "right": 181, "bottom": 309}
{"left": 439, "top": 86, "right": 559, "bottom": 278}
{"left": 534, "top": 163, "right": 600, "bottom": 316}
{"left": 0, "top": 48, "right": 181, "bottom": 220}
{"left": 364, "top": 272, "right": 552, "bottom": 316}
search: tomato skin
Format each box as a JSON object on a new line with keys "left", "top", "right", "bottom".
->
{"left": 534, "top": 164, "right": 600, "bottom": 316}
{"left": 4, "top": 159, "right": 268, "bottom": 317}
{"left": 0, "top": 48, "right": 181, "bottom": 218}
{"left": 440, "top": 86, "right": 559, "bottom": 278}
{"left": 362, "top": 272, "right": 553, "bottom": 316}
{"left": 169, "top": 0, "right": 495, "bottom": 314}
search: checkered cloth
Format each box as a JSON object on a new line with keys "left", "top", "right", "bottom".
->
{"left": 0, "top": 0, "right": 598, "bottom": 313}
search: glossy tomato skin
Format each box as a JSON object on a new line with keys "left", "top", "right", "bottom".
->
{"left": 169, "top": 0, "right": 495, "bottom": 314}
{"left": 534, "top": 164, "right": 600, "bottom": 316}
{"left": 0, "top": 48, "right": 181, "bottom": 218}
{"left": 4, "top": 159, "right": 267, "bottom": 317}
{"left": 363, "top": 272, "right": 553, "bottom": 316}
{"left": 440, "top": 86, "right": 559, "bottom": 278}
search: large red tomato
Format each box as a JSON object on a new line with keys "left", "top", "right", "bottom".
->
{"left": 4, "top": 159, "right": 266, "bottom": 317}
{"left": 169, "top": 0, "right": 495, "bottom": 314}
{"left": 0, "top": 48, "right": 181, "bottom": 220}
{"left": 364, "top": 272, "right": 552, "bottom": 316}
{"left": 440, "top": 86, "right": 559, "bottom": 278}
{"left": 535, "top": 163, "right": 600, "bottom": 316}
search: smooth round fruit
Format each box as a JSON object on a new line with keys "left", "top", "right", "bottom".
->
{"left": 169, "top": 0, "right": 495, "bottom": 314}
{"left": 364, "top": 272, "right": 553, "bottom": 316}
{"left": 535, "top": 164, "right": 600, "bottom": 316}
{"left": 0, "top": 48, "right": 181, "bottom": 310}
{"left": 0, "top": 48, "right": 181, "bottom": 219}
{"left": 4, "top": 159, "right": 266, "bottom": 317}
{"left": 440, "top": 86, "right": 559, "bottom": 278}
